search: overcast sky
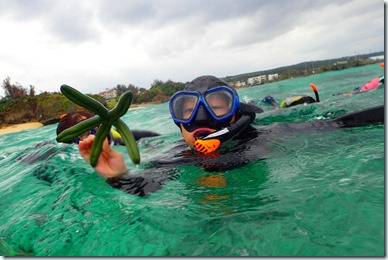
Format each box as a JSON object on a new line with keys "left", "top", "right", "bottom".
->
{"left": 0, "top": 0, "right": 384, "bottom": 96}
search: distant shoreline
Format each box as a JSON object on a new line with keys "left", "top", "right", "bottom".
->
{"left": 129, "top": 102, "right": 159, "bottom": 110}
{"left": 0, "top": 103, "right": 158, "bottom": 135}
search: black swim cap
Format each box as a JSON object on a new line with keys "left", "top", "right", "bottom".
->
{"left": 184, "top": 75, "right": 235, "bottom": 94}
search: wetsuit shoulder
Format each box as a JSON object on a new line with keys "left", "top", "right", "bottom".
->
{"left": 333, "top": 105, "right": 384, "bottom": 127}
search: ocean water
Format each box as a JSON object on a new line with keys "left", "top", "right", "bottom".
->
{"left": 0, "top": 64, "right": 384, "bottom": 256}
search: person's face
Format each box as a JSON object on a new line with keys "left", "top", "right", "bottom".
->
{"left": 180, "top": 95, "right": 234, "bottom": 147}
{"left": 73, "top": 116, "right": 97, "bottom": 143}
{"left": 182, "top": 97, "right": 197, "bottom": 121}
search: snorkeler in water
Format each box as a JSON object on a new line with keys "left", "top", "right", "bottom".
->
{"left": 73, "top": 75, "right": 384, "bottom": 197}
{"left": 333, "top": 63, "right": 384, "bottom": 97}
{"left": 261, "top": 83, "right": 320, "bottom": 108}
{"left": 333, "top": 76, "right": 384, "bottom": 97}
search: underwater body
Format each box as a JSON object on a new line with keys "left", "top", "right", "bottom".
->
{"left": 0, "top": 64, "right": 384, "bottom": 256}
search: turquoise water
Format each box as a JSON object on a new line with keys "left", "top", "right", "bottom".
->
{"left": 0, "top": 64, "right": 384, "bottom": 256}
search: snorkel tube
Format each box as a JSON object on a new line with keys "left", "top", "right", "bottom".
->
{"left": 310, "top": 83, "right": 320, "bottom": 102}
{"left": 194, "top": 114, "right": 254, "bottom": 154}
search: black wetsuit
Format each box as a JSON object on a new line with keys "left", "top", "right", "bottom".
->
{"left": 112, "top": 130, "right": 161, "bottom": 146}
{"left": 106, "top": 105, "right": 384, "bottom": 197}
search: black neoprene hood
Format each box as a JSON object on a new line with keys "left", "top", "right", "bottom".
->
{"left": 184, "top": 75, "right": 236, "bottom": 94}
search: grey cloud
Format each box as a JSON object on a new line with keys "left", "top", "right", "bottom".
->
{"left": 97, "top": 0, "right": 262, "bottom": 28}
{"left": 45, "top": 2, "right": 100, "bottom": 43}
{"left": 96, "top": 0, "right": 383, "bottom": 62}
{"left": 0, "top": 0, "right": 99, "bottom": 43}
{"left": 0, "top": 0, "right": 50, "bottom": 19}
{"left": 0, "top": 0, "right": 383, "bottom": 48}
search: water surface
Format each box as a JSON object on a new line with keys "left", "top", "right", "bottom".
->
{"left": 0, "top": 64, "right": 384, "bottom": 256}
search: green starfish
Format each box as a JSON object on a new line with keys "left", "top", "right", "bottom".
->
{"left": 56, "top": 84, "right": 140, "bottom": 167}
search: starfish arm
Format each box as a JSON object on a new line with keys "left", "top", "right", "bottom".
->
{"left": 109, "top": 91, "right": 132, "bottom": 119}
{"left": 60, "top": 85, "right": 109, "bottom": 118}
{"left": 90, "top": 121, "right": 112, "bottom": 167}
{"left": 113, "top": 119, "right": 140, "bottom": 164}
{"left": 56, "top": 115, "right": 102, "bottom": 143}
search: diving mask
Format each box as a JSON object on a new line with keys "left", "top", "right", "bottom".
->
{"left": 169, "top": 86, "right": 239, "bottom": 125}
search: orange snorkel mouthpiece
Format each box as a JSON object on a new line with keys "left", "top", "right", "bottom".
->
{"left": 194, "top": 139, "right": 221, "bottom": 154}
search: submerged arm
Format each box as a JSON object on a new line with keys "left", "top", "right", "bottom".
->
{"left": 332, "top": 105, "right": 384, "bottom": 127}
{"left": 262, "top": 105, "right": 384, "bottom": 135}
{"left": 106, "top": 167, "right": 178, "bottom": 197}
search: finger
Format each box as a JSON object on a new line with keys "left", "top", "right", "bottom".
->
{"left": 102, "top": 137, "right": 112, "bottom": 153}
{"left": 79, "top": 135, "right": 95, "bottom": 162}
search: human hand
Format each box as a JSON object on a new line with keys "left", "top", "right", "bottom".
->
{"left": 79, "top": 135, "right": 128, "bottom": 178}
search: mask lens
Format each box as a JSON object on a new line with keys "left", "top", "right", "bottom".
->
{"left": 204, "top": 89, "right": 234, "bottom": 118}
{"left": 171, "top": 94, "right": 199, "bottom": 123}
{"left": 89, "top": 128, "right": 98, "bottom": 135}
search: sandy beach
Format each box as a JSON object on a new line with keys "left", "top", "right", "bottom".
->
{"left": 129, "top": 103, "right": 157, "bottom": 110}
{"left": 0, "top": 122, "right": 44, "bottom": 135}
{"left": 129, "top": 106, "right": 146, "bottom": 110}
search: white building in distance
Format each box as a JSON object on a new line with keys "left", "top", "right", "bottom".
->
{"left": 247, "top": 75, "right": 266, "bottom": 85}
{"left": 268, "top": 73, "right": 279, "bottom": 81}
{"left": 234, "top": 81, "right": 247, "bottom": 88}
{"left": 99, "top": 89, "right": 117, "bottom": 100}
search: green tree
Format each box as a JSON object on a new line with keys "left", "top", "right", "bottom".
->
{"left": 151, "top": 79, "right": 164, "bottom": 89}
